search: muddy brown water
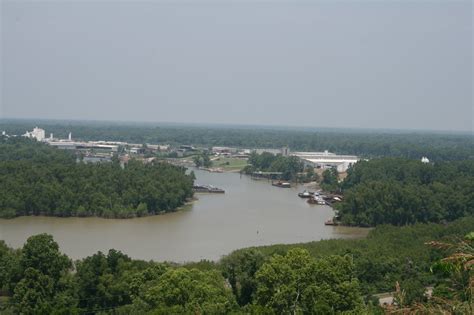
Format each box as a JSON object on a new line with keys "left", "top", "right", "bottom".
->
{"left": 0, "top": 169, "right": 369, "bottom": 262}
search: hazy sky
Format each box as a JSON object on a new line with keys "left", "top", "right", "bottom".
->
{"left": 1, "top": 0, "right": 472, "bottom": 131}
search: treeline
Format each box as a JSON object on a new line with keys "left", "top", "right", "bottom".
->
{"left": 234, "top": 217, "right": 474, "bottom": 299}
{"left": 320, "top": 168, "right": 339, "bottom": 192}
{"left": 0, "top": 136, "right": 76, "bottom": 164}
{"left": 0, "top": 138, "right": 194, "bottom": 218}
{"left": 2, "top": 120, "right": 473, "bottom": 161}
{"left": 223, "top": 216, "right": 474, "bottom": 311}
{"left": 192, "top": 153, "right": 212, "bottom": 168}
{"left": 335, "top": 158, "right": 474, "bottom": 226}
{"left": 1, "top": 217, "right": 472, "bottom": 314}
{"left": 243, "top": 151, "right": 305, "bottom": 181}
{"left": 0, "top": 234, "right": 363, "bottom": 314}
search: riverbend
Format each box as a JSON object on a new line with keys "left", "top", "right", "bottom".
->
{"left": 0, "top": 169, "right": 369, "bottom": 262}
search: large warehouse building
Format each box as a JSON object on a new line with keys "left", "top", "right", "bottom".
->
{"left": 290, "top": 150, "right": 360, "bottom": 172}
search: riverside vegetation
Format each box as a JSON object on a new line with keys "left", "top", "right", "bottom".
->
{"left": 242, "top": 151, "right": 306, "bottom": 181}
{"left": 241, "top": 151, "right": 474, "bottom": 228}
{"left": 0, "top": 137, "right": 194, "bottom": 219}
{"left": 333, "top": 158, "right": 474, "bottom": 227}
{"left": 0, "top": 217, "right": 472, "bottom": 314}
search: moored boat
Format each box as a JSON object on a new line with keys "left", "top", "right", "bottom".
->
{"left": 272, "top": 181, "right": 291, "bottom": 188}
{"left": 298, "top": 190, "right": 313, "bottom": 198}
{"left": 193, "top": 184, "right": 225, "bottom": 193}
{"left": 307, "top": 195, "right": 326, "bottom": 205}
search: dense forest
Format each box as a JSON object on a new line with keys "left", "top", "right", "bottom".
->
{"left": 334, "top": 158, "right": 474, "bottom": 226}
{"left": 0, "top": 138, "right": 194, "bottom": 218}
{"left": 1, "top": 217, "right": 472, "bottom": 314}
{"left": 222, "top": 216, "right": 474, "bottom": 313}
{"left": 2, "top": 120, "right": 473, "bottom": 161}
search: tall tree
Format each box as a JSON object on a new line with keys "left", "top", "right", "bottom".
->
{"left": 255, "top": 248, "right": 363, "bottom": 314}
{"left": 20, "top": 234, "right": 71, "bottom": 282}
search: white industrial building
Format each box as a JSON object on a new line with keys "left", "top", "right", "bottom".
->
{"left": 291, "top": 150, "right": 360, "bottom": 172}
{"left": 23, "top": 127, "right": 46, "bottom": 141}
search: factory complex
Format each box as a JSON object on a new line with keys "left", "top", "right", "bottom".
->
{"left": 6, "top": 127, "right": 362, "bottom": 172}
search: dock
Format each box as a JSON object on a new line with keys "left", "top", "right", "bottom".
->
{"left": 251, "top": 171, "right": 283, "bottom": 179}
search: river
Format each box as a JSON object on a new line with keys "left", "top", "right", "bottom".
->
{"left": 0, "top": 169, "right": 369, "bottom": 262}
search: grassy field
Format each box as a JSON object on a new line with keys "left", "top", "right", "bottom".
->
{"left": 211, "top": 157, "right": 248, "bottom": 171}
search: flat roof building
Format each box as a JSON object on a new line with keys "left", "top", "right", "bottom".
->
{"left": 291, "top": 151, "right": 360, "bottom": 172}
{"left": 48, "top": 141, "right": 119, "bottom": 152}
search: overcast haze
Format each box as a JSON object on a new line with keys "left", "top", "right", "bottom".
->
{"left": 1, "top": 0, "right": 472, "bottom": 132}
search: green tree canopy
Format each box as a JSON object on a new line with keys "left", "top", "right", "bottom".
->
{"left": 0, "top": 138, "right": 194, "bottom": 218}
{"left": 221, "top": 248, "right": 265, "bottom": 305}
{"left": 336, "top": 158, "right": 474, "bottom": 226}
{"left": 135, "top": 268, "right": 237, "bottom": 314}
{"left": 20, "top": 234, "right": 71, "bottom": 282}
{"left": 255, "top": 248, "right": 363, "bottom": 314}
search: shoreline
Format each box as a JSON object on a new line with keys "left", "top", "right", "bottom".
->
{"left": 0, "top": 197, "right": 198, "bottom": 221}
{"left": 197, "top": 167, "right": 244, "bottom": 173}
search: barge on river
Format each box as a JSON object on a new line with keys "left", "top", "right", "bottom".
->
{"left": 193, "top": 185, "right": 225, "bottom": 193}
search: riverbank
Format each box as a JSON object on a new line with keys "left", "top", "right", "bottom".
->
{"left": 217, "top": 216, "right": 474, "bottom": 301}
{"left": 0, "top": 197, "right": 198, "bottom": 220}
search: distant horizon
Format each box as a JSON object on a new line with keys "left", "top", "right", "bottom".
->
{"left": 2, "top": 1, "right": 472, "bottom": 133}
{"left": 1, "top": 116, "right": 472, "bottom": 136}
